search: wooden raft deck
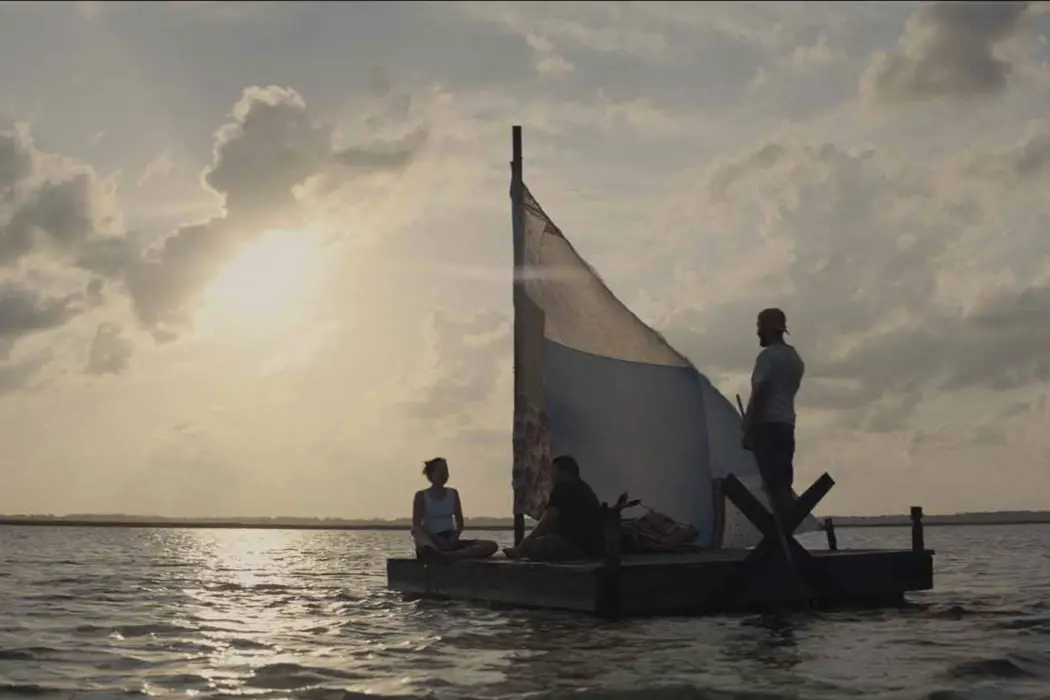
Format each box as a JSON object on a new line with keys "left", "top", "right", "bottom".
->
{"left": 387, "top": 546, "right": 934, "bottom": 616}
{"left": 387, "top": 472, "right": 936, "bottom": 617}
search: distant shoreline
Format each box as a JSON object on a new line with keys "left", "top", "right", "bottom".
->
{"left": 2, "top": 514, "right": 1049, "bottom": 531}
{"left": 0, "top": 518, "right": 509, "bottom": 531}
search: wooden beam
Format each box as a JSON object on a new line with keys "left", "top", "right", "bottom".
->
{"left": 721, "top": 475, "right": 776, "bottom": 536}
{"left": 716, "top": 476, "right": 814, "bottom": 602}
{"left": 824, "top": 517, "right": 838, "bottom": 551}
{"left": 910, "top": 506, "right": 924, "bottom": 552}
{"left": 714, "top": 472, "right": 837, "bottom": 605}
{"left": 511, "top": 125, "right": 525, "bottom": 546}
{"left": 785, "top": 472, "right": 835, "bottom": 533}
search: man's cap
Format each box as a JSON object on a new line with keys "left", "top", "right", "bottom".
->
{"left": 758, "top": 307, "right": 789, "bottom": 333}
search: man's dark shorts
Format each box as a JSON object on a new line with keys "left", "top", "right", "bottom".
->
{"left": 752, "top": 422, "right": 795, "bottom": 493}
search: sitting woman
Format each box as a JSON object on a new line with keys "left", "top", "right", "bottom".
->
{"left": 411, "top": 457, "right": 499, "bottom": 561}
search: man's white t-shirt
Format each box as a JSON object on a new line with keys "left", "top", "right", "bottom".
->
{"left": 751, "top": 342, "right": 805, "bottom": 425}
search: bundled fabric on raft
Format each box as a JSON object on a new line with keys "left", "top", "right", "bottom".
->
{"left": 621, "top": 506, "right": 701, "bottom": 554}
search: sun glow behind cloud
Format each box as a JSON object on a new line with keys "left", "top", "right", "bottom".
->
{"left": 196, "top": 229, "right": 327, "bottom": 340}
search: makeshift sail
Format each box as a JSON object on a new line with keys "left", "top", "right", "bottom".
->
{"left": 511, "top": 178, "right": 818, "bottom": 549}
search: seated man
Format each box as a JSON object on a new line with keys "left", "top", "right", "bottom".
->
{"left": 503, "top": 454, "right": 604, "bottom": 562}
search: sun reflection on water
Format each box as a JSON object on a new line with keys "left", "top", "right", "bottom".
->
{"left": 174, "top": 529, "right": 328, "bottom": 689}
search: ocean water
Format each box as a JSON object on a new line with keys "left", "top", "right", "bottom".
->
{"left": 1, "top": 524, "right": 1049, "bottom": 700}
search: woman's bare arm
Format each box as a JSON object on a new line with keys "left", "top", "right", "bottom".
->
{"left": 412, "top": 491, "right": 425, "bottom": 530}
{"left": 453, "top": 490, "right": 465, "bottom": 535}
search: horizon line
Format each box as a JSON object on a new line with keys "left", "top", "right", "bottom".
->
{"left": 3, "top": 509, "right": 1050, "bottom": 525}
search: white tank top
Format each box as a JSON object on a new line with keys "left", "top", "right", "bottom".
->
{"left": 422, "top": 489, "right": 457, "bottom": 535}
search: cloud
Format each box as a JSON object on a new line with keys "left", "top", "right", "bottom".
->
{"left": 122, "top": 85, "right": 428, "bottom": 339}
{"left": 0, "top": 125, "right": 120, "bottom": 349}
{"left": 0, "top": 283, "right": 89, "bottom": 341}
{"left": 85, "top": 321, "right": 132, "bottom": 375}
{"left": 837, "top": 278, "right": 1050, "bottom": 393}
{"left": 455, "top": 2, "right": 668, "bottom": 64}
{"left": 0, "top": 125, "right": 125, "bottom": 270}
{"left": 0, "top": 81, "right": 433, "bottom": 395}
{"left": 961, "top": 118, "right": 1050, "bottom": 182}
{"left": 406, "top": 308, "right": 510, "bottom": 422}
{"left": 332, "top": 127, "right": 429, "bottom": 171}
{"left": 136, "top": 149, "right": 175, "bottom": 187}
{"left": 650, "top": 131, "right": 1050, "bottom": 438}
{"left": 526, "top": 34, "right": 575, "bottom": 77}
{"left": 0, "top": 350, "right": 53, "bottom": 395}
{"left": 789, "top": 35, "right": 840, "bottom": 72}
{"left": 862, "top": 2, "right": 1035, "bottom": 104}
{"left": 0, "top": 124, "right": 34, "bottom": 195}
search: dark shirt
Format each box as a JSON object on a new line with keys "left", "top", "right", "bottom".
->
{"left": 548, "top": 478, "right": 603, "bottom": 555}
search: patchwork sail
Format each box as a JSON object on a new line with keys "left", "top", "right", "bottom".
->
{"left": 511, "top": 182, "right": 817, "bottom": 548}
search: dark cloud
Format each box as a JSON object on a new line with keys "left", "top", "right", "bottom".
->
{"left": 0, "top": 124, "right": 123, "bottom": 270}
{"left": 0, "top": 123, "right": 129, "bottom": 381}
{"left": 333, "top": 127, "right": 429, "bottom": 172}
{"left": 85, "top": 322, "right": 132, "bottom": 375}
{"left": 907, "top": 395, "right": 1049, "bottom": 455}
{"left": 204, "top": 87, "right": 333, "bottom": 218}
{"left": 1012, "top": 129, "right": 1050, "bottom": 178}
{"left": 963, "top": 119, "right": 1050, "bottom": 182}
{"left": 0, "top": 283, "right": 86, "bottom": 341}
{"left": 862, "top": 2, "right": 1034, "bottom": 104}
{"left": 826, "top": 280, "right": 1050, "bottom": 397}
{"left": 4, "top": 173, "right": 116, "bottom": 258}
{"left": 706, "top": 143, "right": 786, "bottom": 201}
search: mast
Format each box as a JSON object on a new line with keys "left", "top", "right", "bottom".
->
{"left": 511, "top": 125, "right": 526, "bottom": 545}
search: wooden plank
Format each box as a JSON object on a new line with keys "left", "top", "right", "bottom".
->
{"left": 824, "top": 517, "right": 838, "bottom": 550}
{"left": 787, "top": 473, "right": 835, "bottom": 532}
{"left": 386, "top": 547, "right": 934, "bottom": 617}
{"left": 387, "top": 558, "right": 600, "bottom": 612}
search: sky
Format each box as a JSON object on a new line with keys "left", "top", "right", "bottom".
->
{"left": 0, "top": 1, "right": 1049, "bottom": 519}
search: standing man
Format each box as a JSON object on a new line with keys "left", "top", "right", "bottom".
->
{"left": 741, "top": 308, "right": 805, "bottom": 515}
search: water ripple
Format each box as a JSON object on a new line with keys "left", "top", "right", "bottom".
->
{"left": 1, "top": 525, "right": 1049, "bottom": 699}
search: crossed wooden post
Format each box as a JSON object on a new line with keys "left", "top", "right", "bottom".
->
{"left": 713, "top": 472, "right": 835, "bottom": 606}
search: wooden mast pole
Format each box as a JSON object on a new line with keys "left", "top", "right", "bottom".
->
{"left": 511, "top": 125, "right": 526, "bottom": 546}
